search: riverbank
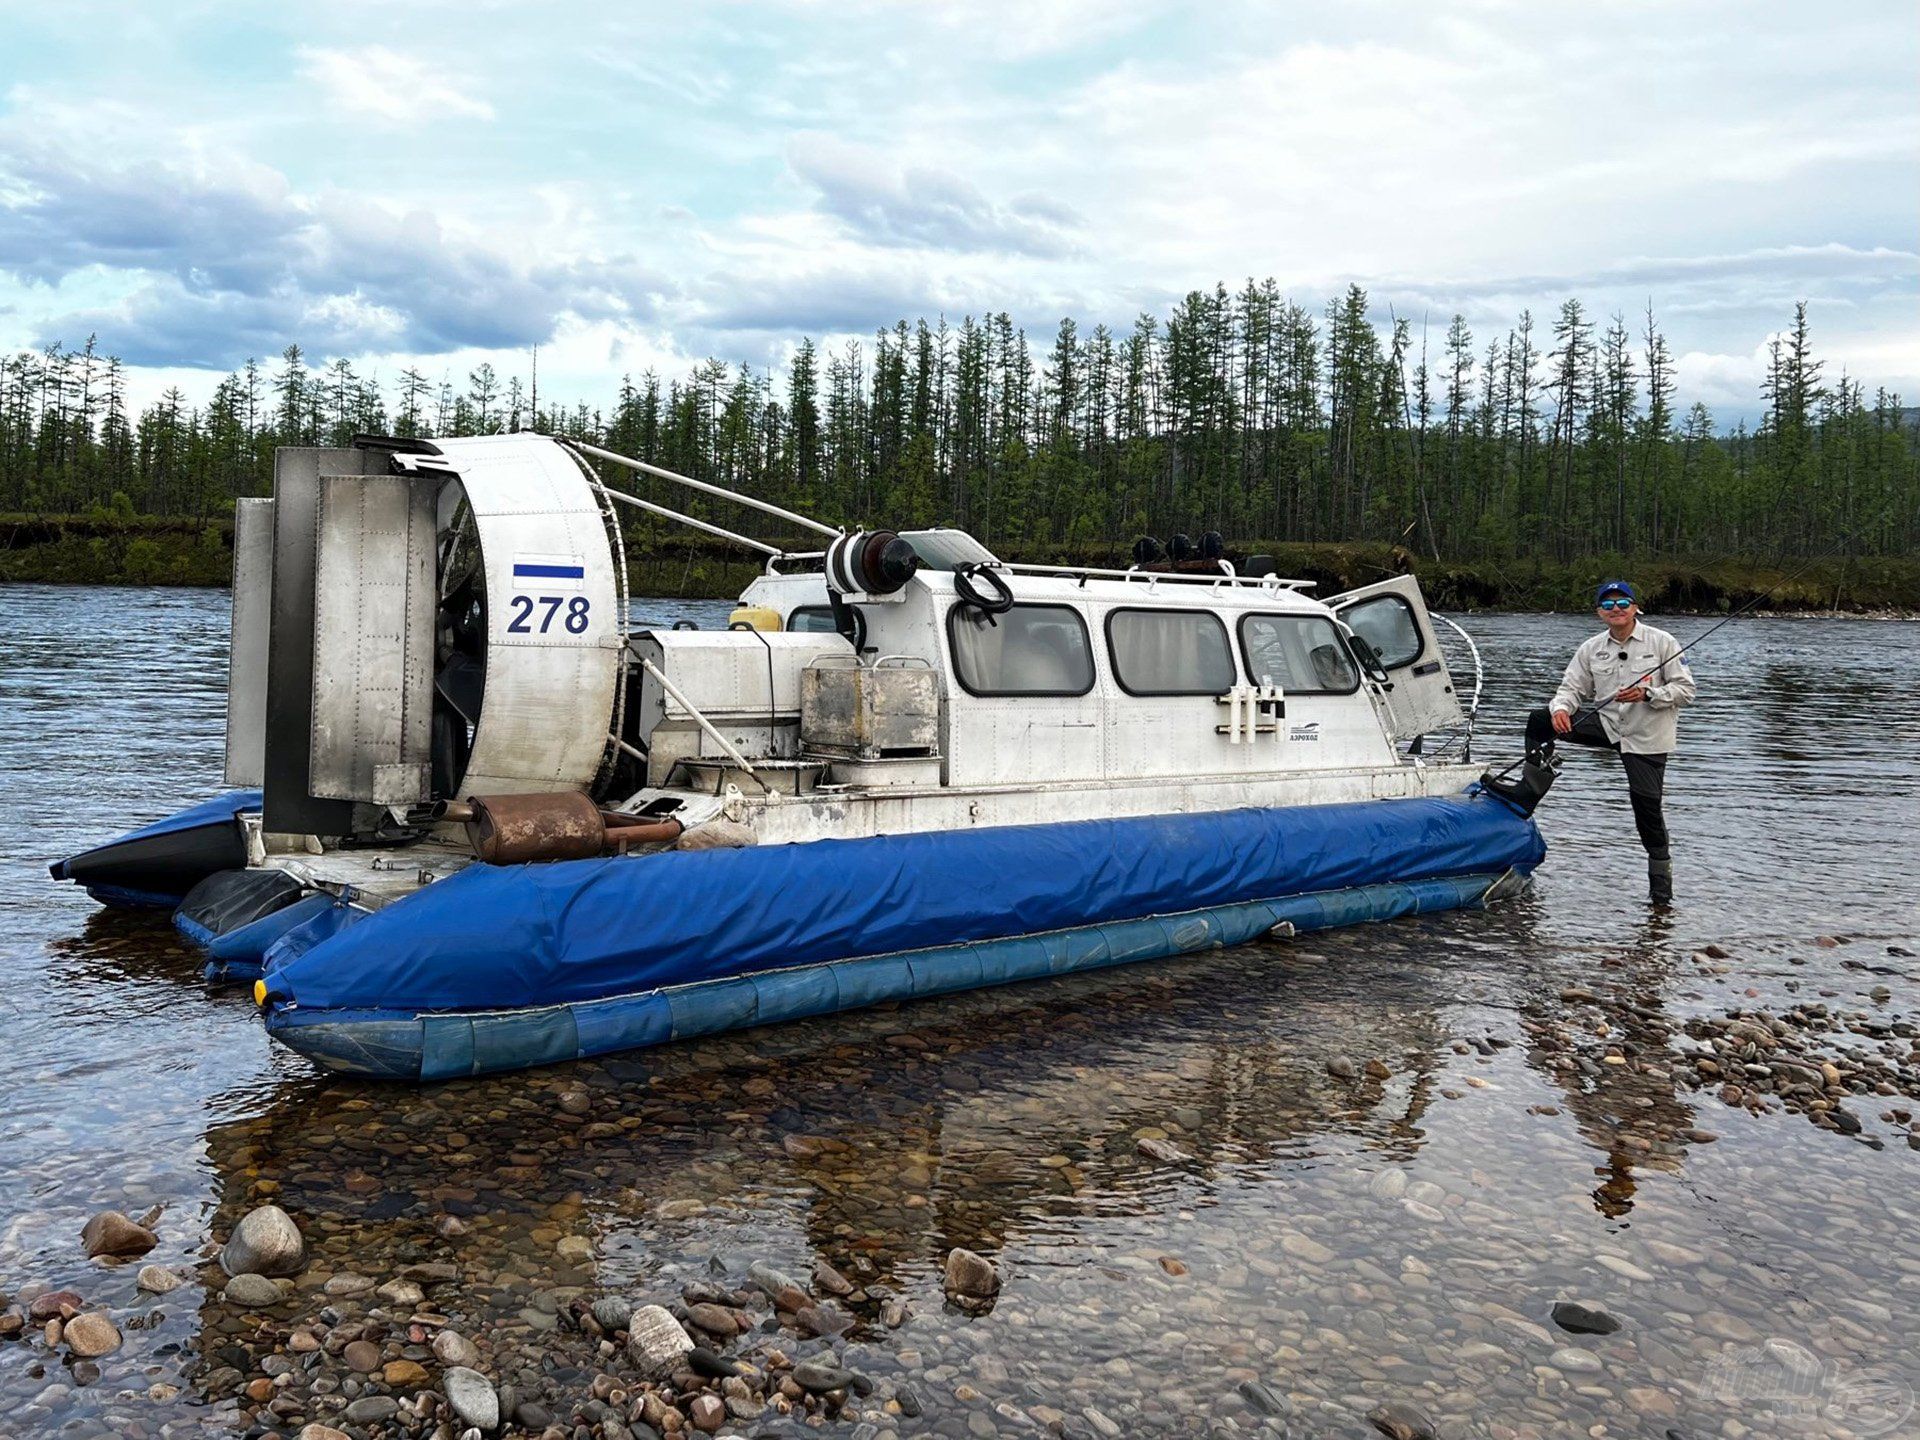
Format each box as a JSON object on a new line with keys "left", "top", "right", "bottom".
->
{"left": 5, "top": 513, "right": 1916, "bottom": 613}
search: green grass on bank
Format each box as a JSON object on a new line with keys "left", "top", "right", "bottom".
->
{"left": 5, "top": 514, "right": 1915, "bottom": 613}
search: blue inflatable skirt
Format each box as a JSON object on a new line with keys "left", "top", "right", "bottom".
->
{"left": 258, "top": 793, "right": 1544, "bottom": 1080}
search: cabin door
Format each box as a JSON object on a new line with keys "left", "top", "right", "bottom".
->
{"left": 1328, "top": 575, "right": 1465, "bottom": 743}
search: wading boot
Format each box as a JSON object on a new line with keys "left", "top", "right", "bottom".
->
{"left": 1648, "top": 855, "right": 1673, "bottom": 905}
{"left": 1480, "top": 752, "right": 1560, "bottom": 817}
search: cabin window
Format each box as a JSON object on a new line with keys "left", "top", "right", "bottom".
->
{"left": 1105, "top": 608, "right": 1235, "bottom": 696}
{"left": 947, "top": 603, "right": 1095, "bottom": 697}
{"left": 787, "top": 606, "right": 839, "bottom": 633}
{"left": 1238, "top": 614, "right": 1361, "bottom": 694}
{"left": 1340, "top": 594, "right": 1423, "bottom": 669}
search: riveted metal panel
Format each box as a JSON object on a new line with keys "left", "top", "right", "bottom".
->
{"left": 264, "top": 447, "right": 369, "bottom": 836}
{"left": 434, "top": 435, "right": 623, "bottom": 796}
{"left": 307, "top": 473, "right": 437, "bottom": 804}
{"left": 224, "top": 497, "right": 275, "bottom": 786}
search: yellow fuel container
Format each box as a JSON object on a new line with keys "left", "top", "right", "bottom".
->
{"left": 727, "top": 605, "right": 783, "bottom": 632}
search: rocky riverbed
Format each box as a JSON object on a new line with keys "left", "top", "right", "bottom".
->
{"left": 6, "top": 921, "right": 1920, "bottom": 1440}
{"left": 4, "top": 594, "right": 1918, "bottom": 1439}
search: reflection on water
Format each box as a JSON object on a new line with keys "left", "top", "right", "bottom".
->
{"left": 2, "top": 584, "right": 1917, "bottom": 1438}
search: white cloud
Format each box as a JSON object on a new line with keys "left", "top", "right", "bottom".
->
{"left": 296, "top": 45, "right": 495, "bottom": 125}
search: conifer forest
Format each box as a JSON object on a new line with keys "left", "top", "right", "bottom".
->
{"left": 3, "top": 284, "right": 1915, "bottom": 568}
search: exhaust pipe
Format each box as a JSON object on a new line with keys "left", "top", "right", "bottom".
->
{"left": 463, "top": 793, "right": 683, "bottom": 864}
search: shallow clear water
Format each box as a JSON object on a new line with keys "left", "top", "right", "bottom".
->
{"left": 1, "top": 584, "right": 1917, "bottom": 1439}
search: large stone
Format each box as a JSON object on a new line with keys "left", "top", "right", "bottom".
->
{"left": 444, "top": 1365, "right": 500, "bottom": 1431}
{"left": 220, "top": 1205, "right": 305, "bottom": 1278}
{"left": 1551, "top": 1300, "right": 1622, "bottom": 1336}
{"left": 689, "top": 1393, "right": 726, "bottom": 1432}
{"left": 626, "top": 1304, "right": 693, "bottom": 1380}
{"left": 298, "top": 1427, "right": 352, "bottom": 1440}
{"left": 135, "top": 1265, "right": 184, "bottom": 1294}
{"left": 81, "top": 1210, "right": 157, "bottom": 1259}
{"left": 63, "top": 1312, "right": 121, "bottom": 1358}
{"left": 223, "top": 1273, "right": 284, "bottom": 1309}
{"left": 791, "top": 1359, "right": 857, "bottom": 1394}
{"left": 943, "top": 1247, "right": 1000, "bottom": 1300}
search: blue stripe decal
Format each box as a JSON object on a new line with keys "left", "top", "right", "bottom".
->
{"left": 512, "top": 563, "right": 584, "bottom": 579}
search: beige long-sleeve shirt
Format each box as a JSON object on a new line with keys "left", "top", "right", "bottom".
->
{"left": 1550, "top": 621, "right": 1695, "bottom": 754}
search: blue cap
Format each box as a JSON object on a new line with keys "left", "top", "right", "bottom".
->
{"left": 1594, "top": 579, "right": 1635, "bottom": 604}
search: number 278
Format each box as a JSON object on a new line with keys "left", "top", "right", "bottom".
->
{"left": 507, "top": 595, "right": 591, "bottom": 634}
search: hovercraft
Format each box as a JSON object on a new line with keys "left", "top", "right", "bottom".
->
{"left": 54, "top": 433, "right": 1543, "bottom": 1079}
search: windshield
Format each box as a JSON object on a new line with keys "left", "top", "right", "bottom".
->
{"left": 901, "top": 529, "right": 997, "bottom": 571}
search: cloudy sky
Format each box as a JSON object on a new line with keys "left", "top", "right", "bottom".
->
{"left": 1, "top": 0, "right": 1914, "bottom": 420}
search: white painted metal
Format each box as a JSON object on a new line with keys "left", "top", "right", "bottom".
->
{"left": 1329, "top": 574, "right": 1466, "bottom": 741}
{"left": 639, "top": 657, "right": 760, "bottom": 775}
{"left": 308, "top": 474, "right": 437, "bottom": 805}
{"left": 224, "top": 439, "right": 1504, "bottom": 913}
{"left": 435, "top": 435, "right": 623, "bottom": 796}
{"left": 224, "top": 496, "right": 275, "bottom": 787}
{"left": 572, "top": 441, "right": 839, "bottom": 539}
{"left": 591, "top": 481, "right": 782, "bottom": 556}
{"left": 725, "top": 758, "right": 1480, "bottom": 845}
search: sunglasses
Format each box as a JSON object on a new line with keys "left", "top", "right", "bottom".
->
{"left": 1597, "top": 598, "right": 1634, "bottom": 611}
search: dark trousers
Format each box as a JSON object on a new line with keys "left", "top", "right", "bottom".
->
{"left": 1525, "top": 708, "right": 1670, "bottom": 861}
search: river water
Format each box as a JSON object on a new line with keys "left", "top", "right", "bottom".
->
{"left": 1, "top": 584, "right": 1917, "bottom": 1440}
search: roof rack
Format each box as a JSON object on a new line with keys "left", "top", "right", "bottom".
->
{"left": 993, "top": 560, "right": 1315, "bottom": 590}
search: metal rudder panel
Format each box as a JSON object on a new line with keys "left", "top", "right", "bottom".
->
{"left": 308, "top": 474, "right": 436, "bottom": 805}
{"left": 224, "top": 497, "right": 275, "bottom": 786}
{"left": 264, "top": 447, "right": 367, "bottom": 836}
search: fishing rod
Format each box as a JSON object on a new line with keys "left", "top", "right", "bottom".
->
{"left": 1487, "top": 510, "right": 1896, "bottom": 785}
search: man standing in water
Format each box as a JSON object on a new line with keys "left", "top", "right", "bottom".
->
{"left": 1487, "top": 581, "right": 1695, "bottom": 902}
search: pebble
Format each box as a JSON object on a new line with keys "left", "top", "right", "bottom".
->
{"left": 343, "top": 1394, "right": 399, "bottom": 1424}
{"left": 626, "top": 1304, "right": 693, "bottom": 1379}
{"left": 688, "top": 1393, "right": 726, "bottom": 1431}
{"left": 342, "top": 1338, "right": 382, "bottom": 1372}
{"left": 591, "top": 1296, "right": 633, "bottom": 1332}
{"left": 434, "top": 1328, "right": 482, "bottom": 1367}
{"left": 61, "top": 1312, "right": 120, "bottom": 1357}
{"left": 1367, "top": 1401, "right": 1437, "bottom": 1439}
{"left": 135, "top": 1265, "right": 184, "bottom": 1293}
{"left": 223, "top": 1273, "right": 285, "bottom": 1308}
{"left": 27, "top": 1290, "right": 80, "bottom": 1322}
{"left": 943, "top": 1247, "right": 1000, "bottom": 1300}
{"left": 1550, "top": 1347, "right": 1605, "bottom": 1374}
{"left": 1280, "top": 1231, "right": 1335, "bottom": 1264}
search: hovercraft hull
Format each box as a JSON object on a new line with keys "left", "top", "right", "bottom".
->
{"left": 252, "top": 792, "right": 1542, "bottom": 1079}
{"left": 49, "top": 790, "right": 261, "bottom": 909}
